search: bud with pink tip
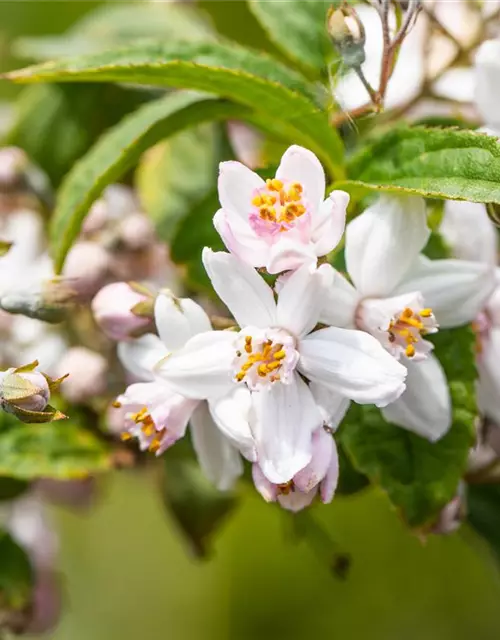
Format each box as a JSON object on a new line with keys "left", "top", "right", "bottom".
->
{"left": 252, "top": 428, "right": 339, "bottom": 512}
{"left": 91, "top": 282, "right": 154, "bottom": 341}
{"left": 55, "top": 347, "right": 108, "bottom": 404}
{"left": 118, "top": 213, "right": 155, "bottom": 250}
{"left": 62, "top": 241, "right": 111, "bottom": 301}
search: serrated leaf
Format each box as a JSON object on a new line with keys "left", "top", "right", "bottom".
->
{"left": 248, "top": 0, "right": 332, "bottom": 77}
{"left": 337, "top": 126, "right": 500, "bottom": 204}
{"left": 136, "top": 123, "right": 219, "bottom": 241}
{"left": 47, "top": 93, "right": 250, "bottom": 273}
{"left": 5, "top": 83, "right": 154, "bottom": 186}
{"left": 13, "top": 2, "right": 214, "bottom": 60}
{"left": 161, "top": 452, "right": 237, "bottom": 558}
{"left": 5, "top": 42, "right": 344, "bottom": 177}
{"left": 0, "top": 412, "right": 111, "bottom": 479}
{"left": 0, "top": 532, "right": 33, "bottom": 615}
{"left": 340, "top": 326, "right": 477, "bottom": 528}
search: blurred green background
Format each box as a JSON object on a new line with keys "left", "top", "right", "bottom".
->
{"left": 1, "top": 2, "right": 500, "bottom": 639}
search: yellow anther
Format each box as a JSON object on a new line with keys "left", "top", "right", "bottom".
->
{"left": 235, "top": 372, "right": 246, "bottom": 382}
{"left": 257, "top": 364, "right": 269, "bottom": 376}
{"left": 267, "top": 361, "right": 281, "bottom": 372}
{"left": 273, "top": 349, "right": 286, "bottom": 360}
{"left": 266, "top": 178, "right": 284, "bottom": 191}
{"left": 403, "top": 317, "right": 424, "bottom": 330}
{"left": 252, "top": 195, "right": 263, "bottom": 206}
{"left": 270, "top": 374, "right": 281, "bottom": 382}
{"left": 131, "top": 407, "right": 148, "bottom": 423}
{"left": 112, "top": 400, "right": 122, "bottom": 409}
{"left": 405, "top": 344, "right": 416, "bottom": 358}
{"left": 120, "top": 432, "right": 132, "bottom": 442}
{"left": 420, "top": 308, "right": 433, "bottom": 318}
{"left": 142, "top": 423, "right": 155, "bottom": 437}
{"left": 149, "top": 438, "right": 161, "bottom": 454}
{"left": 277, "top": 481, "right": 293, "bottom": 495}
{"left": 291, "top": 182, "right": 303, "bottom": 193}
{"left": 402, "top": 307, "right": 413, "bottom": 318}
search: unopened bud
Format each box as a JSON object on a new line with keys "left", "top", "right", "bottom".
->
{"left": 0, "top": 147, "right": 52, "bottom": 213}
{"left": 0, "top": 361, "right": 66, "bottom": 423}
{"left": 91, "top": 281, "right": 154, "bottom": 341}
{"left": 431, "top": 483, "right": 466, "bottom": 535}
{"left": 55, "top": 347, "right": 108, "bottom": 404}
{"left": 62, "top": 241, "right": 111, "bottom": 300}
{"left": 118, "top": 213, "right": 155, "bottom": 250}
{"left": 327, "top": 5, "right": 366, "bottom": 68}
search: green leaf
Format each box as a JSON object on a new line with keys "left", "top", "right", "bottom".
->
{"left": 0, "top": 532, "right": 33, "bottom": 617}
{"left": 48, "top": 93, "right": 250, "bottom": 273}
{"left": 247, "top": 0, "right": 331, "bottom": 77}
{"left": 6, "top": 83, "right": 153, "bottom": 186}
{"left": 340, "top": 326, "right": 477, "bottom": 528}
{"left": 0, "top": 411, "right": 111, "bottom": 480}
{"left": 5, "top": 42, "right": 344, "bottom": 178}
{"left": 13, "top": 2, "right": 214, "bottom": 60}
{"left": 337, "top": 126, "right": 500, "bottom": 204}
{"left": 161, "top": 452, "right": 237, "bottom": 558}
{"left": 135, "top": 123, "right": 219, "bottom": 241}
{"left": 467, "top": 483, "right": 500, "bottom": 561}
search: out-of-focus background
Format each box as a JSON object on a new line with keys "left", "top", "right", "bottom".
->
{"left": 1, "top": 2, "right": 500, "bottom": 639}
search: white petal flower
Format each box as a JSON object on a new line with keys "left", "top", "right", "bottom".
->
{"left": 475, "top": 39, "right": 500, "bottom": 130}
{"left": 117, "top": 292, "right": 244, "bottom": 489}
{"left": 214, "top": 146, "right": 349, "bottom": 274}
{"left": 440, "top": 200, "right": 497, "bottom": 266}
{"left": 159, "top": 250, "right": 407, "bottom": 483}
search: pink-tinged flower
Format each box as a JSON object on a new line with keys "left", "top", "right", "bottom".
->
{"left": 116, "top": 292, "right": 245, "bottom": 490}
{"left": 0, "top": 367, "right": 49, "bottom": 413}
{"left": 62, "top": 241, "right": 111, "bottom": 300}
{"left": 156, "top": 249, "right": 406, "bottom": 484}
{"left": 214, "top": 145, "right": 349, "bottom": 274}
{"left": 55, "top": 347, "right": 107, "bottom": 404}
{"left": 320, "top": 195, "right": 495, "bottom": 441}
{"left": 91, "top": 282, "right": 152, "bottom": 342}
{"left": 252, "top": 428, "right": 339, "bottom": 512}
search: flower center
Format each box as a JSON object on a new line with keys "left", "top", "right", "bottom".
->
{"left": 233, "top": 328, "right": 299, "bottom": 390}
{"left": 121, "top": 406, "right": 166, "bottom": 454}
{"left": 249, "top": 179, "right": 307, "bottom": 236}
{"left": 387, "top": 306, "right": 438, "bottom": 359}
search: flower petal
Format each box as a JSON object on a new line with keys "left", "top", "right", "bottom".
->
{"left": 298, "top": 327, "right": 407, "bottom": 407}
{"left": 190, "top": 401, "right": 243, "bottom": 491}
{"left": 252, "top": 373, "right": 322, "bottom": 484}
{"left": 155, "top": 330, "right": 235, "bottom": 399}
{"left": 475, "top": 39, "right": 500, "bottom": 129}
{"left": 312, "top": 191, "right": 349, "bottom": 256}
{"left": 395, "top": 256, "right": 496, "bottom": 328}
{"left": 440, "top": 200, "right": 497, "bottom": 265}
{"left": 218, "top": 161, "right": 265, "bottom": 218}
{"left": 345, "top": 195, "right": 430, "bottom": 297}
{"left": 252, "top": 463, "right": 278, "bottom": 502}
{"left": 276, "top": 264, "right": 333, "bottom": 338}
{"left": 202, "top": 248, "right": 276, "bottom": 328}
{"left": 118, "top": 334, "right": 167, "bottom": 381}
{"left": 477, "top": 328, "right": 500, "bottom": 424}
{"left": 154, "top": 294, "right": 211, "bottom": 351}
{"left": 265, "top": 237, "right": 317, "bottom": 275}
{"left": 213, "top": 209, "right": 268, "bottom": 267}
{"left": 309, "top": 382, "right": 350, "bottom": 430}
{"left": 381, "top": 355, "right": 451, "bottom": 441}
{"left": 276, "top": 145, "right": 325, "bottom": 213}
{"left": 209, "top": 386, "right": 257, "bottom": 461}
{"left": 293, "top": 428, "right": 334, "bottom": 493}
{"left": 319, "top": 269, "right": 360, "bottom": 328}
{"left": 320, "top": 438, "right": 339, "bottom": 504}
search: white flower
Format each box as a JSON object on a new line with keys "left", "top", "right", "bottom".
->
{"left": 156, "top": 249, "right": 407, "bottom": 484}
{"left": 320, "top": 195, "right": 495, "bottom": 441}
{"left": 117, "top": 292, "right": 244, "bottom": 491}
{"left": 214, "top": 145, "right": 349, "bottom": 274}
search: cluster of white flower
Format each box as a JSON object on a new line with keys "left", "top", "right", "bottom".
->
{"left": 106, "top": 144, "right": 494, "bottom": 512}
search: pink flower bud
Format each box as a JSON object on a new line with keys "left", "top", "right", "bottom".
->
{"left": 118, "top": 212, "right": 155, "bottom": 250}
{"left": 55, "top": 347, "right": 108, "bottom": 404}
{"left": 91, "top": 282, "right": 153, "bottom": 341}
{"left": 0, "top": 368, "right": 50, "bottom": 413}
{"left": 62, "top": 241, "right": 111, "bottom": 300}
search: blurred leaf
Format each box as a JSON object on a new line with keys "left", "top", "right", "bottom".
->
{"left": 14, "top": 3, "right": 214, "bottom": 60}
{"left": 0, "top": 478, "right": 28, "bottom": 501}
{"left": 336, "top": 443, "right": 369, "bottom": 497}
{"left": 248, "top": 0, "right": 331, "bottom": 78}
{"left": 136, "top": 123, "right": 219, "bottom": 241}
{"left": 340, "top": 327, "right": 477, "bottom": 528}
{"left": 170, "top": 189, "right": 224, "bottom": 292}
{"left": 48, "top": 93, "right": 250, "bottom": 273}
{"left": 161, "top": 453, "right": 237, "bottom": 558}
{"left": 0, "top": 532, "right": 33, "bottom": 620}
{"left": 336, "top": 126, "right": 500, "bottom": 204}
{"left": 6, "top": 83, "right": 154, "bottom": 186}
{"left": 467, "top": 483, "right": 500, "bottom": 561}
{"left": 6, "top": 42, "right": 344, "bottom": 179}
{"left": 0, "top": 411, "right": 111, "bottom": 480}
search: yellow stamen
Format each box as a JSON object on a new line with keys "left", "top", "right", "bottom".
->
{"left": 112, "top": 400, "right": 122, "bottom": 409}
{"left": 266, "top": 178, "right": 284, "bottom": 191}
{"left": 273, "top": 349, "right": 286, "bottom": 360}
{"left": 420, "top": 308, "right": 432, "bottom": 318}
{"left": 120, "top": 432, "right": 132, "bottom": 442}
{"left": 252, "top": 195, "right": 263, "bottom": 206}
{"left": 405, "top": 344, "right": 416, "bottom": 358}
